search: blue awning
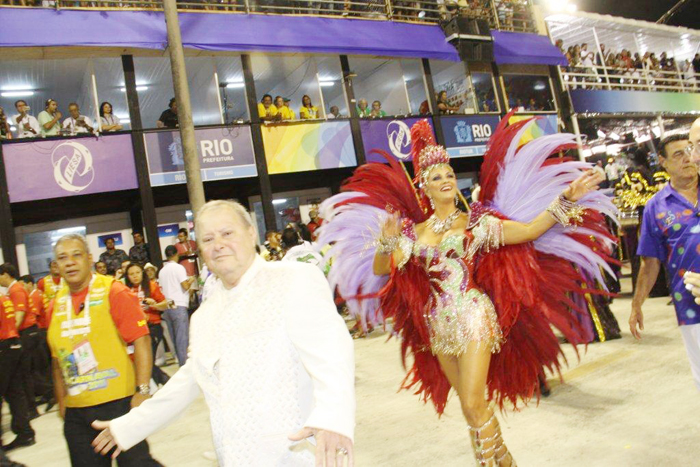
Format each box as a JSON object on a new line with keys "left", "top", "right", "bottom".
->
{"left": 491, "top": 31, "right": 567, "bottom": 66}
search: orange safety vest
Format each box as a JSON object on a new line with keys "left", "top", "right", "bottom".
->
{"left": 47, "top": 274, "right": 136, "bottom": 408}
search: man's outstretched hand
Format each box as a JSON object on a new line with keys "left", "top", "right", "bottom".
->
{"left": 289, "top": 427, "right": 354, "bottom": 467}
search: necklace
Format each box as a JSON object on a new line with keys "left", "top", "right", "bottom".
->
{"left": 426, "top": 209, "right": 461, "bottom": 234}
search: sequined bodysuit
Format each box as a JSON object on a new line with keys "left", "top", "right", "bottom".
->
{"left": 398, "top": 214, "right": 504, "bottom": 356}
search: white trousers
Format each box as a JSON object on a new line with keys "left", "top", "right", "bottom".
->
{"left": 680, "top": 323, "right": 700, "bottom": 391}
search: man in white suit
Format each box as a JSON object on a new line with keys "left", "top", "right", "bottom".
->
{"left": 92, "top": 200, "right": 355, "bottom": 466}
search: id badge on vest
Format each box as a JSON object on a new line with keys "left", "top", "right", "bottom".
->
{"left": 73, "top": 340, "right": 98, "bottom": 375}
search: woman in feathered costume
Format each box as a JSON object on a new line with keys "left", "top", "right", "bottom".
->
{"left": 317, "top": 114, "right": 617, "bottom": 466}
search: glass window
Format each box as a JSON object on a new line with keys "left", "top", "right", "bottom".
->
{"left": 502, "top": 75, "right": 555, "bottom": 112}
{"left": 316, "top": 56, "right": 348, "bottom": 119}
{"left": 429, "top": 59, "right": 477, "bottom": 115}
{"left": 134, "top": 57, "right": 222, "bottom": 129}
{"left": 250, "top": 54, "right": 324, "bottom": 121}
{"left": 253, "top": 197, "right": 300, "bottom": 241}
{"left": 93, "top": 58, "right": 130, "bottom": 130}
{"left": 215, "top": 56, "right": 249, "bottom": 123}
{"left": 24, "top": 226, "right": 86, "bottom": 277}
{"left": 400, "top": 59, "right": 428, "bottom": 116}
{"left": 349, "top": 57, "right": 411, "bottom": 117}
{"left": 471, "top": 72, "right": 499, "bottom": 113}
{"left": 0, "top": 58, "right": 96, "bottom": 136}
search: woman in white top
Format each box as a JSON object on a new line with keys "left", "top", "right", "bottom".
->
{"left": 100, "top": 101, "right": 123, "bottom": 132}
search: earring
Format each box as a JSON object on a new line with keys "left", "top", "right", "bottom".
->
{"left": 455, "top": 194, "right": 459, "bottom": 206}
{"left": 429, "top": 196, "right": 435, "bottom": 210}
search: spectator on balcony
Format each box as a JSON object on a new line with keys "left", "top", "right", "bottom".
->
{"left": 276, "top": 96, "right": 295, "bottom": 121}
{"left": 437, "top": 90, "right": 460, "bottom": 115}
{"left": 356, "top": 98, "right": 371, "bottom": 118}
{"left": 62, "top": 103, "right": 95, "bottom": 136}
{"left": 327, "top": 106, "right": 341, "bottom": 119}
{"left": 283, "top": 98, "right": 297, "bottom": 120}
{"left": 12, "top": 99, "right": 41, "bottom": 139}
{"left": 157, "top": 98, "right": 179, "bottom": 129}
{"left": 257, "top": 94, "right": 278, "bottom": 122}
{"left": 693, "top": 54, "right": 700, "bottom": 81}
{"left": 38, "top": 99, "right": 62, "bottom": 137}
{"left": 100, "top": 101, "right": 123, "bottom": 132}
{"left": 299, "top": 95, "right": 320, "bottom": 120}
{"left": 596, "top": 43, "right": 612, "bottom": 68}
{"left": 0, "top": 106, "right": 12, "bottom": 140}
{"left": 370, "top": 100, "right": 386, "bottom": 118}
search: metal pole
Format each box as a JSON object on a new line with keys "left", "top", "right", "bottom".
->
{"left": 570, "top": 114, "right": 585, "bottom": 161}
{"left": 163, "top": 0, "right": 206, "bottom": 217}
{"left": 340, "top": 55, "right": 367, "bottom": 165}
{"left": 241, "top": 54, "right": 277, "bottom": 232}
{"left": 421, "top": 58, "right": 446, "bottom": 147}
{"left": 591, "top": 27, "right": 610, "bottom": 90}
{"left": 122, "top": 55, "right": 163, "bottom": 268}
{"left": 0, "top": 143, "right": 18, "bottom": 267}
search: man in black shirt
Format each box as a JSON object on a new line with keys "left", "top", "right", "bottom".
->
{"left": 157, "top": 98, "right": 178, "bottom": 129}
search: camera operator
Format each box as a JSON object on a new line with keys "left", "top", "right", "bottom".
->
{"left": 62, "top": 103, "right": 95, "bottom": 136}
{"left": 12, "top": 100, "right": 40, "bottom": 139}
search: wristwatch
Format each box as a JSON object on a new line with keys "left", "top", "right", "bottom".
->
{"left": 137, "top": 384, "right": 150, "bottom": 396}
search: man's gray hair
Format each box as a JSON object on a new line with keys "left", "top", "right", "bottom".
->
{"left": 195, "top": 200, "right": 260, "bottom": 247}
{"left": 53, "top": 233, "right": 90, "bottom": 255}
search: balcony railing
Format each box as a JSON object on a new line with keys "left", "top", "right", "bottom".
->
{"left": 0, "top": 0, "right": 537, "bottom": 31}
{"left": 560, "top": 65, "right": 699, "bottom": 94}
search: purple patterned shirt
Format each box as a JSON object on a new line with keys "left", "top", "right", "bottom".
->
{"left": 637, "top": 183, "right": 700, "bottom": 326}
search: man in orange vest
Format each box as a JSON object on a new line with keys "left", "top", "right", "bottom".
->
{"left": 0, "top": 265, "right": 35, "bottom": 452}
{"left": 37, "top": 260, "right": 63, "bottom": 306}
{"left": 47, "top": 234, "right": 161, "bottom": 466}
{"left": 20, "top": 274, "right": 54, "bottom": 413}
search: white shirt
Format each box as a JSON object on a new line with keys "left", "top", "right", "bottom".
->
{"left": 12, "top": 114, "right": 40, "bottom": 138}
{"left": 62, "top": 115, "right": 94, "bottom": 135}
{"left": 100, "top": 114, "right": 121, "bottom": 129}
{"left": 605, "top": 163, "right": 620, "bottom": 181}
{"left": 109, "top": 257, "right": 355, "bottom": 466}
{"left": 158, "top": 261, "right": 190, "bottom": 307}
{"left": 282, "top": 242, "right": 324, "bottom": 270}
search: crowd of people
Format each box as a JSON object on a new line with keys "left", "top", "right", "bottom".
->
{"left": 257, "top": 93, "right": 393, "bottom": 122}
{"left": 557, "top": 39, "right": 700, "bottom": 91}
{"left": 0, "top": 99, "right": 123, "bottom": 140}
{"left": 0, "top": 0, "right": 535, "bottom": 29}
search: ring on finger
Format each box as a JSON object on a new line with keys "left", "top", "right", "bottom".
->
{"left": 336, "top": 447, "right": 348, "bottom": 456}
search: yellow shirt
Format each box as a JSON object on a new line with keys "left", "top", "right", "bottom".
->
{"left": 299, "top": 106, "right": 320, "bottom": 119}
{"left": 278, "top": 106, "right": 296, "bottom": 121}
{"left": 48, "top": 275, "right": 139, "bottom": 408}
{"left": 257, "top": 103, "right": 278, "bottom": 119}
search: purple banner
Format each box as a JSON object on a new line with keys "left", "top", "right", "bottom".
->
{"left": 3, "top": 134, "right": 138, "bottom": 203}
{"left": 492, "top": 31, "right": 567, "bottom": 66}
{"left": 144, "top": 126, "right": 257, "bottom": 186}
{"left": 361, "top": 117, "right": 435, "bottom": 163}
{"left": 0, "top": 9, "right": 459, "bottom": 61}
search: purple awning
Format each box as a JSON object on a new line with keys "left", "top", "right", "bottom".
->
{"left": 0, "top": 8, "right": 460, "bottom": 61}
{"left": 491, "top": 30, "right": 567, "bottom": 66}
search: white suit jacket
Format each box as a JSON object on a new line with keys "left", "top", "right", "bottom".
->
{"left": 110, "top": 256, "right": 355, "bottom": 466}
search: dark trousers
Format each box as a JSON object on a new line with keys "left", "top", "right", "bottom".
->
{"left": 0, "top": 338, "right": 34, "bottom": 440}
{"left": 32, "top": 328, "right": 53, "bottom": 400}
{"left": 18, "top": 326, "right": 40, "bottom": 414}
{"left": 148, "top": 323, "right": 169, "bottom": 386}
{"left": 64, "top": 397, "right": 161, "bottom": 467}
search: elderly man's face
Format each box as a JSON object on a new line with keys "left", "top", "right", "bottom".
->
{"left": 198, "top": 207, "right": 257, "bottom": 289}
{"left": 689, "top": 118, "right": 700, "bottom": 165}
{"left": 55, "top": 239, "right": 93, "bottom": 289}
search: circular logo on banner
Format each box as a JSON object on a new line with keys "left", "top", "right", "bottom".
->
{"left": 51, "top": 141, "right": 95, "bottom": 193}
{"left": 386, "top": 120, "right": 412, "bottom": 160}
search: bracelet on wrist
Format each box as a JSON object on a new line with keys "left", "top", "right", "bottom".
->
{"left": 547, "top": 194, "right": 585, "bottom": 228}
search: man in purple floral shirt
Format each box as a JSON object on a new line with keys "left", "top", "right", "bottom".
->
{"left": 631, "top": 133, "right": 700, "bottom": 389}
